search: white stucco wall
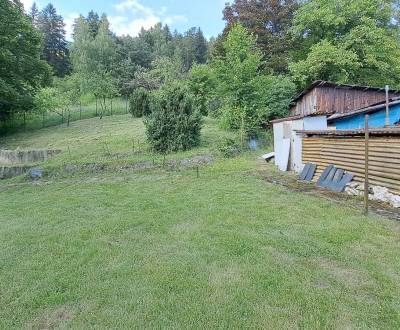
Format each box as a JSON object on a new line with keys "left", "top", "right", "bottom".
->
{"left": 290, "top": 119, "right": 304, "bottom": 173}
{"left": 273, "top": 115, "right": 328, "bottom": 173}
{"left": 273, "top": 122, "right": 287, "bottom": 171}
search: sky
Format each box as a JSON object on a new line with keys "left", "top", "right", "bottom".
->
{"left": 20, "top": 0, "right": 227, "bottom": 41}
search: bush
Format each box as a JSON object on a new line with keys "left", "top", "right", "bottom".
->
{"left": 129, "top": 88, "right": 151, "bottom": 118}
{"left": 217, "top": 137, "right": 242, "bottom": 158}
{"left": 144, "top": 84, "right": 203, "bottom": 153}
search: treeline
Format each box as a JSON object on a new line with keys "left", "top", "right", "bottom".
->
{"left": 2, "top": 0, "right": 400, "bottom": 146}
{"left": 0, "top": 0, "right": 208, "bottom": 129}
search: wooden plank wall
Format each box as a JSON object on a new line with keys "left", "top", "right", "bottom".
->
{"left": 302, "top": 136, "right": 400, "bottom": 194}
{"left": 291, "top": 86, "right": 400, "bottom": 116}
{"left": 290, "top": 89, "right": 317, "bottom": 115}
{"left": 317, "top": 87, "right": 400, "bottom": 114}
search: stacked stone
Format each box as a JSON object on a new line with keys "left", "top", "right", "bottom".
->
{"left": 345, "top": 182, "right": 400, "bottom": 208}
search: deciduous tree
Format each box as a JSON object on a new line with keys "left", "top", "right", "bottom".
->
{"left": 71, "top": 14, "right": 118, "bottom": 117}
{"left": 212, "top": 24, "right": 296, "bottom": 133}
{"left": 223, "top": 0, "right": 300, "bottom": 73}
{"left": 0, "top": 0, "right": 51, "bottom": 122}
{"left": 291, "top": 0, "right": 400, "bottom": 88}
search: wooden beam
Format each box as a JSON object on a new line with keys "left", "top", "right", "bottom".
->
{"left": 364, "top": 115, "right": 369, "bottom": 216}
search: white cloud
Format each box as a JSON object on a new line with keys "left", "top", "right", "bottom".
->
{"left": 115, "top": 0, "right": 153, "bottom": 16}
{"left": 111, "top": 0, "right": 187, "bottom": 37}
{"left": 110, "top": 15, "right": 159, "bottom": 36}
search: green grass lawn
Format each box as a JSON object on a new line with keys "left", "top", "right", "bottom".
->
{"left": 0, "top": 115, "right": 400, "bottom": 328}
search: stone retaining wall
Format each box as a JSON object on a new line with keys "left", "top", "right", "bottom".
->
{"left": 0, "top": 166, "right": 31, "bottom": 179}
{"left": 0, "top": 149, "right": 61, "bottom": 165}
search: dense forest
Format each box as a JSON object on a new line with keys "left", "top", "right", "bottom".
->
{"left": 2, "top": 0, "right": 400, "bottom": 147}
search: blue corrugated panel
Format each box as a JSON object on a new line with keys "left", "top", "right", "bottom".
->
{"left": 333, "top": 104, "right": 400, "bottom": 129}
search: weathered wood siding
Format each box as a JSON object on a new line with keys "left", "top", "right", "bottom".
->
{"left": 317, "top": 87, "right": 400, "bottom": 114}
{"left": 291, "top": 87, "right": 400, "bottom": 116}
{"left": 290, "top": 88, "right": 317, "bottom": 116}
{"left": 302, "top": 136, "right": 400, "bottom": 194}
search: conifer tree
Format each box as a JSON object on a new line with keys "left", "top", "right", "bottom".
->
{"left": 38, "top": 3, "right": 70, "bottom": 77}
{"left": 29, "top": 2, "right": 39, "bottom": 26}
{"left": 86, "top": 10, "right": 100, "bottom": 38}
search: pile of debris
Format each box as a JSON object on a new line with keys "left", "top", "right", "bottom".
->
{"left": 295, "top": 162, "right": 400, "bottom": 209}
{"left": 345, "top": 182, "right": 400, "bottom": 208}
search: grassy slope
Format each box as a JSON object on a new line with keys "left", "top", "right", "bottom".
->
{"left": 0, "top": 115, "right": 400, "bottom": 329}
{"left": 1, "top": 115, "right": 232, "bottom": 170}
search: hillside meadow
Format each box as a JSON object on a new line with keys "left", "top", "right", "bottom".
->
{"left": 0, "top": 115, "right": 400, "bottom": 328}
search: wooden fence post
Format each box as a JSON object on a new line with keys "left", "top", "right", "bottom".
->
{"left": 385, "top": 85, "right": 390, "bottom": 128}
{"left": 364, "top": 115, "right": 369, "bottom": 215}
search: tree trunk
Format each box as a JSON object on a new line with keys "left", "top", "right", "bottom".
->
{"left": 111, "top": 99, "right": 113, "bottom": 116}
{"left": 23, "top": 112, "right": 26, "bottom": 131}
{"left": 80, "top": 101, "right": 82, "bottom": 120}
{"left": 100, "top": 96, "right": 106, "bottom": 119}
{"left": 42, "top": 112, "right": 45, "bottom": 128}
{"left": 95, "top": 97, "right": 98, "bottom": 116}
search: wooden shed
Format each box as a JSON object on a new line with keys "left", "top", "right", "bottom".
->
{"left": 273, "top": 81, "right": 400, "bottom": 173}
{"left": 290, "top": 81, "right": 400, "bottom": 116}
{"left": 300, "top": 129, "right": 400, "bottom": 194}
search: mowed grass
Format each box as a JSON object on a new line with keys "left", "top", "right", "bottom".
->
{"left": 1, "top": 115, "right": 400, "bottom": 328}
